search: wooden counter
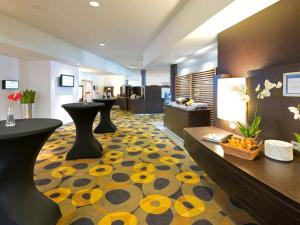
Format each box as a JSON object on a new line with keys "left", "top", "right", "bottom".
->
{"left": 184, "top": 126, "right": 300, "bottom": 225}
{"left": 128, "top": 99, "right": 145, "bottom": 114}
{"left": 164, "top": 104, "right": 210, "bottom": 138}
{"left": 117, "top": 97, "right": 128, "bottom": 111}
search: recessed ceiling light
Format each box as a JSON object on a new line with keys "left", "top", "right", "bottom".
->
{"left": 89, "top": 1, "right": 100, "bottom": 7}
{"left": 99, "top": 43, "right": 106, "bottom": 47}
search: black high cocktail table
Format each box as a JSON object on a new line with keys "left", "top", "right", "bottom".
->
{"left": 62, "top": 102, "right": 104, "bottom": 160}
{"left": 92, "top": 98, "right": 117, "bottom": 133}
{"left": 0, "top": 119, "right": 62, "bottom": 225}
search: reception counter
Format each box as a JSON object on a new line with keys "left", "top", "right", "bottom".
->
{"left": 117, "top": 97, "right": 129, "bottom": 111}
{"left": 164, "top": 103, "right": 210, "bottom": 138}
{"left": 128, "top": 98, "right": 145, "bottom": 114}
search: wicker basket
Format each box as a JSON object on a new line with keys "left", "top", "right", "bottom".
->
{"left": 220, "top": 141, "right": 263, "bottom": 160}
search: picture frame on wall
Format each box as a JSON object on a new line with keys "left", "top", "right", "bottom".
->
{"left": 283, "top": 72, "right": 300, "bottom": 97}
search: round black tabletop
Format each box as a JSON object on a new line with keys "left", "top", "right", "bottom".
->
{"left": 0, "top": 118, "right": 62, "bottom": 225}
{"left": 0, "top": 119, "right": 62, "bottom": 140}
{"left": 93, "top": 98, "right": 117, "bottom": 101}
{"left": 62, "top": 102, "right": 104, "bottom": 109}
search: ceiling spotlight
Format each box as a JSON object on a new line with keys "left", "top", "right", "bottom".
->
{"left": 89, "top": 1, "right": 100, "bottom": 7}
{"left": 99, "top": 43, "right": 106, "bottom": 47}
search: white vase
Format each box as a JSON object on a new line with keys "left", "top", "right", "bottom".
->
{"left": 264, "top": 140, "right": 294, "bottom": 161}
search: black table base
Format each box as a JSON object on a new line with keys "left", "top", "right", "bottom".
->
{"left": 67, "top": 134, "right": 103, "bottom": 160}
{"left": 93, "top": 99, "right": 117, "bottom": 133}
{"left": 0, "top": 119, "right": 62, "bottom": 225}
{"left": 62, "top": 103, "right": 104, "bottom": 160}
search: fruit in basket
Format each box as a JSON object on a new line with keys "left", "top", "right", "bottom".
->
{"left": 227, "top": 137, "right": 258, "bottom": 151}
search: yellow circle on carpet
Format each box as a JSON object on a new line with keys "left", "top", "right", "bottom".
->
{"left": 175, "top": 195, "right": 205, "bottom": 217}
{"left": 160, "top": 157, "right": 179, "bottom": 165}
{"left": 37, "top": 153, "right": 53, "bottom": 161}
{"left": 44, "top": 188, "right": 71, "bottom": 203}
{"left": 104, "top": 151, "right": 123, "bottom": 158}
{"left": 140, "top": 194, "right": 171, "bottom": 214}
{"left": 143, "top": 146, "right": 159, "bottom": 154}
{"left": 72, "top": 188, "right": 103, "bottom": 207}
{"left": 89, "top": 165, "right": 113, "bottom": 176}
{"left": 51, "top": 166, "right": 76, "bottom": 178}
{"left": 98, "top": 212, "right": 137, "bottom": 225}
{"left": 126, "top": 146, "right": 142, "bottom": 153}
{"left": 130, "top": 172, "right": 155, "bottom": 183}
{"left": 133, "top": 163, "right": 155, "bottom": 173}
{"left": 176, "top": 172, "right": 200, "bottom": 184}
{"left": 103, "top": 156, "right": 123, "bottom": 165}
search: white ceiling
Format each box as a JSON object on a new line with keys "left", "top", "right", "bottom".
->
{"left": 0, "top": 0, "right": 186, "bottom": 68}
{"left": 0, "top": 0, "right": 279, "bottom": 71}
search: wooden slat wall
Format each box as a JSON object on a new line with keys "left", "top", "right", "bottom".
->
{"left": 175, "top": 68, "right": 216, "bottom": 125}
{"left": 175, "top": 74, "right": 191, "bottom": 98}
{"left": 192, "top": 69, "right": 216, "bottom": 125}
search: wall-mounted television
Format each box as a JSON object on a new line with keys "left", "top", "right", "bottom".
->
{"left": 60, "top": 74, "right": 74, "bottom": 87}
{"left": 2, "top": 80, "right": 19, "bottom": 90}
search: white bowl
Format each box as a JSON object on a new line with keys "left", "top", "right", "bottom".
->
{"left": 264, "top": 140, "right": 294, "bottom": 161}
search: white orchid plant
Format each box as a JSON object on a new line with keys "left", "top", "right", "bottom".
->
{"left": 236, "top": 80, "right": 282, "bottom": 138}
{"left": 288, "top": 104, "right": 300, "bottom": 143}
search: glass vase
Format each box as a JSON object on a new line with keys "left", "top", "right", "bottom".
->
{"left": 6, "top": 106, "right": 15, "bottom": 127}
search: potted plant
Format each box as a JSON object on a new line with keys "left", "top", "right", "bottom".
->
{"left": 236, "top": 79, "right": 282, "bottom": 140}
{"left": 288, "top": 104, "right": 300, "bottom": 151}
{"left": 6, "top": 92, "right": 22, "bottom": 127}
{"left": 20, "top": 89, "right": 36, "bottom": 119}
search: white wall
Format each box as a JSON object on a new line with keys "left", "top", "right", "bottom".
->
{"left": 26, "top": 60, "right": 80, "bottom": 123}
{"left": 27, "top": 60, "right": 51, "bottom": 118}
{"left": 50, "top": 61, "right": 79, "bottom": 123}
{"left": 177, "top": 44, "right": 218, "bottom": 75}
{"left": 146, "top": 70, "right": 170, "bottom": 86}
{"left": 80, "top": 72, "right": 125, "bottom": 97}
{"left": 103, "top": 75, "right": 126, "bottom": 96}
{"left": 127, "top": 70, "right": 141, "bottom": 86}
{"left": 0, "top": 54, "right": 21, "bottom": 120}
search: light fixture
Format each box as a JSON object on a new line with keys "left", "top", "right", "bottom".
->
{"left": 175, "top": 57, "right": 186, "bottom": 64}
{"left": 195, "top": 44, "right": 215, "bottom": 55}
{"left": 217, "top": 77, "right": 247, "bottom": 128}
{"left": 99, "top": 43, "right": 106, "bottom": 47}
{"left": 89, "top": 1, "right": 100, "bottom": 7}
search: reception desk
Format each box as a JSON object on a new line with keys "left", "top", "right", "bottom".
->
{"left": 128, "top": 98, "right": 145, "bottom": 114}
{"left": 164, "top": 104, "right": 210, "bottom": 138}
{"left": 117, "top": 97, "right": 128, "bottom": 111}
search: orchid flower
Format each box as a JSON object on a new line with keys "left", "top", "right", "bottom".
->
{"left": 288, "top": 105, "right": 300, "bottom": 120}
{"left": 256, "top": 80, "right": 282, "bottom": 99}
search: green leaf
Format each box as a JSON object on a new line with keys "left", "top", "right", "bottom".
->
{"left": 294, "top": 133, "right": 300, "bottom": 143}
{"left": 236, "top": 121, "right": 249, "bottom": 137}
{"left": 248, "top": 116, "right": 261, "bottom": 138}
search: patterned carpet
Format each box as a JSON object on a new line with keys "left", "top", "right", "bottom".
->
{"left": 34, "top": 110, "right": 258, "bottom": 225}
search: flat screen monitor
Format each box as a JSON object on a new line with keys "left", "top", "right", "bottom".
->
{"left": 60, "top": 74, "right": 74, "bottom": 87}
{"left": 2, "top": 80, "right": 19, "bottom": 90}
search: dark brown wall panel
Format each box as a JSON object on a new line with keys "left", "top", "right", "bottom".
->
{"left": 215, "top": 0, "right": 300, "bottom": 137}
{"left": 218, "top": 0, "right": 300, "bottom": 76}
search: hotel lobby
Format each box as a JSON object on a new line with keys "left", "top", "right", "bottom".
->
{"left": 0, "top": 0, "right": 299, "bottom": 225}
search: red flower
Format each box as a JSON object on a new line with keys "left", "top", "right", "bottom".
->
{"left": 8, "top": 92, "right": 22, "bottom": 101}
